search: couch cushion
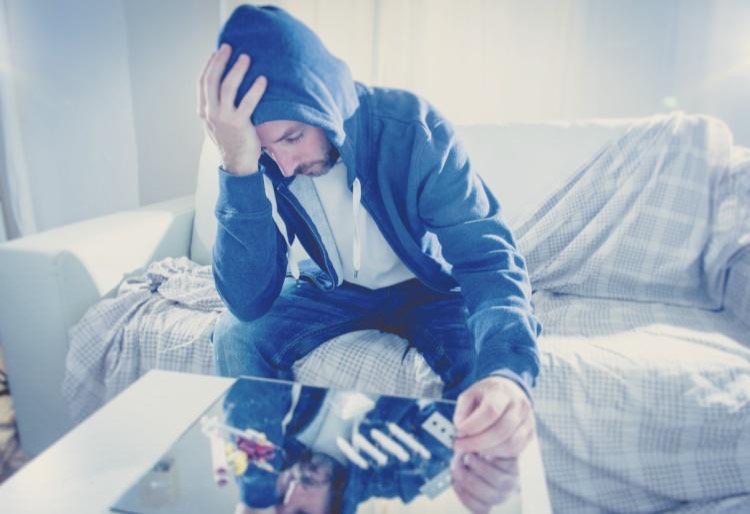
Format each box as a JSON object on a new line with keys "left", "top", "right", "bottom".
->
{"left": 190, "top": 137, "right": 222, "bottom": 265}
{"left": 190, "top": 119, "right": 631, "bottom": 265}
{"left": 454, "top": 120, "right": 630, "bottom": 228}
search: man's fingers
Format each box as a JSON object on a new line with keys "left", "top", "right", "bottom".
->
{"left": 453, "top": 480, "right": 491, "bottom": 514}
{"left": 486, "top": 417, "right": 535, "bottom": 458}
{"left": 219, "top": 53, "right": 250, "bottom": 112}
{"left": 196, "top": 51, "right": 215, "bottom": 118}
{"left": 453, "top": 453, "right": 520, "bottom": 512}
{"left": 453, "top": 453, "right": 503, "bottom": 493}
{"left": 455, "top": 394, "right": 511, "bottom": 440}
{"left": 453, "top": 388, "right": 480, "bottom": 427}
{"left": 458, "top": 394, "right": 512, "bottom": 437}
{"left": 464, "top": 453, "right": 518, "bottom": 489}
{"left": 238, "top": 75, "right": 268, "bottom": 120}
{"left": 204, "top": 43, "right": 232, "bottom": 116}
{"left": 491, "top": 456, "right": 520, "bottom": 475}
{"left": 454, "top": 400, "right": 527, "bottom": 453}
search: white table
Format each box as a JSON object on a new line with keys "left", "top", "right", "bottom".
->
{"left": 0, "top": 371, "right": 231, "bottom": 514}
{"left": 0, "top": 370, "right": 552, "bottom": 514}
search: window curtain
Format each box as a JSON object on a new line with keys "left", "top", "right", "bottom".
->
{"left": 220, "top": 0, "right": 750, "bottom": 145}
{"left": 0, "top": 0, "right": 36, "bottom": 240}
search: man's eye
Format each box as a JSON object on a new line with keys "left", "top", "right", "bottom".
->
{"left": 286, "top": 133, "right": 303, "bottom": 143}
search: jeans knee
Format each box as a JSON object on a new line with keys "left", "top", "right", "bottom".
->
{"left": 213, "top": 310, "right": 251, "bottom": 345}
{"left": 212, "top": 310, "right": 281, "bottom": 379}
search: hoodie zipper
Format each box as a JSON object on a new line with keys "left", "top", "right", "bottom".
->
{"left": 275, "top": 184, "right": 339, "bottom": 288}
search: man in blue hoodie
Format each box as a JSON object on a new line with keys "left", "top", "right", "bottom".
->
{"left": 200, "top": 6, "right": 540, "bottom": 513}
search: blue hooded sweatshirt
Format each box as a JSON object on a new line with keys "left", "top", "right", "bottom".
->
{"left": 213, "top": 5, "right": 541, "bottom": 392}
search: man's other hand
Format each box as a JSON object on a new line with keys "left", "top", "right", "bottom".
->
{"left": 197, "top": 43, "right": 267, "bottom": 176}
{"left": 451, "top": 454, "right": 519, "bottom": 514}
{"left": 453, "top": 376, "right": 535, "bottom": 458}
{"left": 451, "top": 376, "right": 534, "bottom": 513}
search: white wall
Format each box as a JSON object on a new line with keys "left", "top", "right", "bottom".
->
{"left": 0, "top": 202, "right": 7, "bottom": 242}
{"left": 226, "top": 0, "right": 750, "bottom": 146}
{"left": 122, "top": 0, "right": 220, "bottom": 206}
{"left": 4, "top": 0, "right": 140, "bottom": 232}
{"left": 1, "top": 0, "right": 219, "bottom": 233}
{"left": 3, "top": 0, "right": 749, "bottom": 233}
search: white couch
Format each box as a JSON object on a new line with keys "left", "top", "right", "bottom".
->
{"left": 3, "top": 115, "right": 750, "bottom": 512}
{"left": 0, "top": 119, "right": 631, "bottom": 456}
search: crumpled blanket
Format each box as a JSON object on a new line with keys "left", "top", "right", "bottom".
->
{"left": 518, "top": 112, "right": 750, "bottom": 310}
{"left": 63, "top": 257, "right": 222, "bottom": 422}
{"left": 62, "top": 257, "right": 444, "bottom": 423}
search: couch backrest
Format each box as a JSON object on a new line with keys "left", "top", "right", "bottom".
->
{"left": 190, "top": 119, "right": 632, "bottom": 265}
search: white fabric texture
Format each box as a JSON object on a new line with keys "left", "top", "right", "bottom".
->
{"left": 533, "top": 292, "right": 750, "bottom": 513}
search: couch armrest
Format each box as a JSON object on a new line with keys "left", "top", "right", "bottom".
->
{"left": 0, "top": 195, "right": 195, "bottom": 455}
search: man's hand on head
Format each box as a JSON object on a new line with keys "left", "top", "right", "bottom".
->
{"left": 197, "top": 43, "right": 267, "bottom": 176}
{"left": 450, "top": 376, "right": 535, "bottom": 513}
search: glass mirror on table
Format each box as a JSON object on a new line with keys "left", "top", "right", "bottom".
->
{"left": 111, "top": 376, "right": 522, "bottom": 514}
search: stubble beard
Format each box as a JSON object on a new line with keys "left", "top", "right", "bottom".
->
{"left": 295, "top": 141, "right": 340, "bottom": 177}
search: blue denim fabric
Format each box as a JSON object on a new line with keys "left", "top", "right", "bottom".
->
{"left": 213, "top": 276, "right": 476, "bottom": 399}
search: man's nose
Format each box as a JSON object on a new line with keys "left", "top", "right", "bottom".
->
{"left": 276, "top": 154, "right": 297, "bottom": 177}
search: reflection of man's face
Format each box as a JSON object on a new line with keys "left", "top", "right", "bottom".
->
{"left": 275, "top": 452, "right": 335, "bottom": 514}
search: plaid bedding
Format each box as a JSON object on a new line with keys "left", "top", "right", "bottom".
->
{"left": 533, "top": 292, "right": 750, "bottom": 513}
{"left": 517, "top": 113, "right": 749, "bottom": 311}
{"left": 63, "top": 258, "right": 221, "bottom": 422}
{"left": 63, "top": 113, "right": 750, "bottom": 512}
{"left": 62, "top": 257, "right": 444, "bottom": 422}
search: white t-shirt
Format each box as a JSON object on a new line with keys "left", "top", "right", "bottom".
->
{"left": 311, "top": 161, "right": 415, "bottom": 289}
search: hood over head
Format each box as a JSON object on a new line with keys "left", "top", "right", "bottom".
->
{"left": 218, "top": 5, "right": 359, "bottom": 154}
{"left": 219, "top": 5, "right": 369, "bottom": 280}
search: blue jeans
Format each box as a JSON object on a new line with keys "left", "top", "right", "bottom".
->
{"left": 212, "top": 277, "right": 476, "bottom": 399}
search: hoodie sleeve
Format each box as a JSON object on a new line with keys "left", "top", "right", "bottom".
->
{"left": 415, "top": 119, "right": 541, "bottom": 394}
{"left": 212, "top": 166, "right": 290, "bottom": 321}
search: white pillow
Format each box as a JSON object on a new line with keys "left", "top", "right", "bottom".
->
{"left": 455, "top": 120, "right": 631, "bottom": 229}
{"left": 190, "top": 119, "right": 635, "bottom": 265}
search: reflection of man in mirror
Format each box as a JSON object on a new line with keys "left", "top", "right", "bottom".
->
{"left": 273, "top": 451, "right": 345, "bottom": 514}
{"left": 203, "top": 6, "right": 541, "bottom": 513}
{"left": 223, "top": 380, "right": 346, "bottom": 513}
{"left": 233, "top": 449, "right": 344, "bottom": 514}
{"left": 224, "top": 380, "right": 519, "bottom": 514}
{"left": 233, "top": 450, "right": 345, "bottom": 514}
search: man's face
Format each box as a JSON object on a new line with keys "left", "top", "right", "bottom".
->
{"left": 256, "top": 120, "right": 339, "bottom": 178}
{"left": 274, "top": 452, "right": 336, "bottom": 514}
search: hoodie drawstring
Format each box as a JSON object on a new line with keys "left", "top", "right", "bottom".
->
{"left": 352, "top": 178, "right": 362, "bottom": 278}
{"left": 267, "top": 175, "right": 361, "bottom": 282}
{"left": 264, "top": 176, "right": 300, "bottom": 280}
